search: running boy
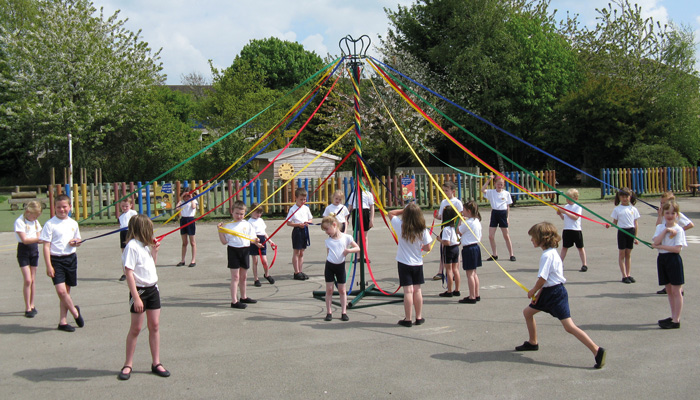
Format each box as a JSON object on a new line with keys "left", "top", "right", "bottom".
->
{"left": 287, "top": 188, "right": 314, "bottom": 280}
{"left": 176, "top": 191, "right": 197, "bottom": 267}
{"left": 118, "top": 198, "right": 138, "bottom": 281}
{"left": 556, "top": 189, "right": 588, "bottom": 272}
{"left": 652, "top": 200, "right": 687, "bottom": 329}
{"left": 218, "top": 201, "right": 260, "bottom": 309}
{"left": 321, "top": 216, "right": 360, "bottom": 321}
{"left": 248, "top": 203, "right": 275, "bottom": 287}
{"left": 40, "top": 194, "right": 84, "bottom": 332}
{"left": 516, "top": 222, "right": 606, "bottom": 369}
{"left": 15, "top": 201, "right": 42, "bottom": 317}
{"left": 481, "top": 175, "right": 515, "bottom": 262}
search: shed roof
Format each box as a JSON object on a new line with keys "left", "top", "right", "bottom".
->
{"left": 255, "top": 147, "right": 341, "bottom": 162}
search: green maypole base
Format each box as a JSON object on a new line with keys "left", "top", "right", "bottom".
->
{"left": 312, "top": 284, "right": 404, "bottom": 309}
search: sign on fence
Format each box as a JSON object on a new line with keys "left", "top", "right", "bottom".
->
{"left": 401, "top": 177, "right": 415, "bottom": 201}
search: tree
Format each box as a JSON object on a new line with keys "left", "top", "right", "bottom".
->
{"left": 0, "top": 0, "right": 163, "bottom": 183}
{"left": 237, "top": 37, "right": 324, "bottom": 91}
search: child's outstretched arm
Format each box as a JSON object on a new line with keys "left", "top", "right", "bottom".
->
{"left": 217, "top": 223, "right": 228, "bottom": 245}
{"left": 481, "top": 175, "right": 493, "bottom": 194}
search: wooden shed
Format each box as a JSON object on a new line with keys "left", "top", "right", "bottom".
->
{"left": 253, "top": 147, "right": 341, "bottom": 181}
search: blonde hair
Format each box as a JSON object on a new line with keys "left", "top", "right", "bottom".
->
{"left": 401, "top": 203, "right": 427, "bottom": 243}
{"left": 660, "top": 191, "right": 675, "bottom": 201}
{"left": 321, "top": 216, "right": 337, "bottom": 229}
{"left": 662, "top": 200, "right": 680, "bottom": 215}
{"left": 565, "top": 188, "right": 579, "bottom": 199}
{"left": 24, "top": 200, "right": 42, "bottom": 216}
{"left": 232, "top": 200, "right": 247, "bottom": 212}
{"left": 528, "top": 222, "right": 560, "bottom": 249}
{"left": 332, "top": 190, "right": 344, "bottom": 200}
{"left": 126, "top": 214, "right": 154, "bottom": 245}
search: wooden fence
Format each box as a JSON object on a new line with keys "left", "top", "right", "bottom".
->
{"left": 45, "top": 170, "right": 557, "bottom": 220}
{"left": 600, "top": 167, "right": 699, "bottom": 197}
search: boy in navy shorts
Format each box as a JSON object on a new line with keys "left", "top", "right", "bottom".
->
{"left": 39, "top": 194, "right": 84, "bottom": 332}
{"left": 286, "top": 188, "right": 313, "bottom": 280}
{"left": 218, "top": 201, "right": 260, "bottom": 309}
{"left": 515, "top": 222, "right": 606, "bottom": 369}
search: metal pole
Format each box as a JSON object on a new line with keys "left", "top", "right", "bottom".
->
{"left": 68, "top": 133, "right": 74, "bottom": 210}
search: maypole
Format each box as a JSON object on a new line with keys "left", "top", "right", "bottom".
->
{"left": 313, "top": 35, "right": 403, "bottom": 308}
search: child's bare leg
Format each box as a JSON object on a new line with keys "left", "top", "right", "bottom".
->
{"left": 239, "top": 268, "right": 248, "bottom": 299}
{"left": 230, "top": 269, "right": 240, "bottom": 302}
{"left": 180, "top": 234, "right": 188, "bottom": 263}
{"left": 473, "top": 272, "right": 480, "bottom": 298}
{"left": 669, "top": 284, "right": 683, "bottom": 322}
{"left": 488, "top": 227, "right": 498, "bottom": 256}
{"left": 560, "top": 247, "right": 569, "bottom": 262}
{"left": 297, "top": 249, "right": 305, "bottom": 273}
{"left": 501, "top": 227, "right": 514, "bottom": 257}
{"left": 338, "top": 283, "right": 347, "bottom": 314}
{"left": 146, "top": 309, "right": 162, "bottom": 368}
{"left": 560, "top": 318, "right": 599, "bottom": 354}
{"left": 124, "top": 311, "right": 145, "bottom": 370}
{"left": 292, "top": 250, "right": 300, "bottom": 274}
{"left": 55, "top": 283, "right": 78, "bottom": 324}
{"left": 451, "top": 264, "right": 461, "bottom": 291}
{"left": 617, "top": 250, "right": 627, "bottom": 277}
{"left": 325, "top": 282, "right": 334, "bottom": 314}
{"left": 261, "top": 255, "right": 270, "bottom": 277}
{"left": 445, "top": 264, "right": 453, "bottom": 292}
{"left": 578, "top": 247, "right": 587, "bottom": 266}
{"left": 189, "top": 235, "right": 197, "bottom": 264}
{"left": 624, "top": 249, "right": 632, "bottom": 277}
{"left": 523, "top": 306, "right": 539, "bottom": 344}
{"left": 402, "top": 285, "right": 414, "bottom": 320}
{"left": 20, "top": 266, "right": 35, "bottom": 311}
{"left": 413, "top": 285, "right": 423, "bottom": 320}
{"left": 466, "top": 270, "right": 476, "bottom": 298}
{"left": 251, "top": 256, "right": 259, "bottom": 281}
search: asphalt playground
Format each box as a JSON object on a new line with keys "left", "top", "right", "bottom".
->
{"left": 2, "top": 198, "right": 699, "bottom": 399}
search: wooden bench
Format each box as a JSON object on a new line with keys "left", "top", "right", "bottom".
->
{"left": 511, "top": 191, "right": 559, "bottom": 204}
{"left": 8, "top": 197, "right": 50, "bottom": 211}
{"left": 690, "top": 184, "right": 700, "bottom": 197}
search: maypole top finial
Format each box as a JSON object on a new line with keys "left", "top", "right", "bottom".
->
{"left": 339, "top": 35, "right": 371, "bottom": 66}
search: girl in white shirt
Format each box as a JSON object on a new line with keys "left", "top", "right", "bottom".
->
{"left": 321, "top": 216, "right": 360, "bottom": 322}
{"left": 15, "top": 201, "right": 42, "bottom": 317}
{"left": 610, "top": 188, "right": 640, "bottom": 283}
{"left": 118, "top": 214, "right": 169, "bottom": 380}
{"left": 458, "top": 201, "right": 482, "bottom": 304}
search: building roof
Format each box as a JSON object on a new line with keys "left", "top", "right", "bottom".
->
{"left": 255, "top": 147, "right": 341, "bottom": 161}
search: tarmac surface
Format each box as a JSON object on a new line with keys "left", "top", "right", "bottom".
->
{"left": 2, "top": 198, "right": 700, "bottom": 399}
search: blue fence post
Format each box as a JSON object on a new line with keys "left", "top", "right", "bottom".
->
{"left": 137, "top": 182, "right": 143, "bottom": 214}
{"left": 249, "top": 180, "right": 254, "bottom": 204}
{"left": 146, "top": 183, "right": 151, "bottom": 217}
{"left": 241, "top": 180, "right": 247, "bottom": 205}
{"left": 457, "top": 173, "right": 462, "bottom": 200}
{"left": 255, "top": 180, "right": 260, "bottom": 204}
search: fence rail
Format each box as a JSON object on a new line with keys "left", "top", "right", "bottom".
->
{"left": 600, "top": 167, "right": 699, "bottom": 197}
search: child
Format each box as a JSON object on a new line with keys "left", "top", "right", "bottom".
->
{"left": 652, "top": 200, "right": 687, "bottom": 329}
{"left": 347, "top": 176, "right": 375, "bottom": 258}
{"left": 321, "top": 216, "right": 360, "bottom": 321}
{"left": 516, "top": 222, "right": 606, "bottom": 369}
{"left": 481, "top": 175, "right": 515, "bottom": 262}
{"left": 388, "top": 203, "right": 432, "bottom": 327}
{"left": 458, "top": 200, "right": 482, "bottom": 304}
{"left": 434, "top": 181, "right": 464, "bottom": 280}
{"left": 176, "top": 191, "right": 198, "bottom": 268}
{"left": 655, "top": 191, "right": 693, "bottom": 294}
{"left": 323, "top": 190, "right": 350, "bottom": 233}
{"left": 248, "top": 203, "right": 275, "bottom": 287}
{"left": 438, "top": 206, "right": 461, "bottom": 298}
{"left": 218, "top": 201, "right": 260, "bottom": 309}
{"left": 610, "top": 187, "right": 640, "bottom": 283}
{"left": 556, "top": 189, "right": 588, "bottom": 272}
{"left": 118, "top": 198, "right": 138, "bottom": 281}
{"left": 118, "top": 214, "right": 170, "bottom": 380}
{"left": 39, "top": 194, "right": 83, "bottom": 332}
{"left": 15, "top": 201, "right": 42, "bottom": 318}
{"left": 287, "top": 188, "right": 314, "bottom": 280}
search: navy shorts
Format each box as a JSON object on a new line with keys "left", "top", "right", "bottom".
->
{"left": 250, "top": 235, "right": 267, "bottom": 256}
{"left": 397, "top": 261, "right": 425, "bottom": 286}
{"left": 120, "top": 229, "right": 128, "bottom": 249}
{"left": 617, "top": 228, "right": 635, "bottom": 250}
{"left": 529, "top": 283, "right": 571, "bottom": 320}
{"left": 489, "top": 209, "right": 508, "bottom": 228}
{"left": 17, "top": 243, "right": 39, "bottom": 267}
{"left": 442, "top": 245, "right": 459, "bottom": 264}
{"left": 50, "top": 254, "right": 78, "bottom": 287}
{"left": 180, "top": 216, "right": 196, "bottom": 236}
{"left": 324, "top": 260, "right": 347, "bottom": 284}
{"left": 352, "top": 209, "right": 371, "bottom": 231}
{"left": 291, "top": 226, "right": 310, "bottom": 250}
{"left": 461, "top": 244, "right": 482, "bottom": 270}
{"left": 129, "top": 285, "right": 161, "bottom": 313}
{"left": 227, "top": 246, "right": 250, "bottom": 269}
{"left": 562, "top": 230, "right": 584, "bottom": 249}
{"left": 657, "top": 253, "right": 684, "bottom": 286}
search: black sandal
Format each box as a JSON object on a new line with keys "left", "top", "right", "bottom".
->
{"left": 117, "top": 366, "right": 132, "bottom": 381}
{"left": 151, "top": 363, "right": 171, "bottom": 377}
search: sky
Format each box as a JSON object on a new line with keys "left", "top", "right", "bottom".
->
{"left": 91, "top": 0, "right": 700, "bottom": 84}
